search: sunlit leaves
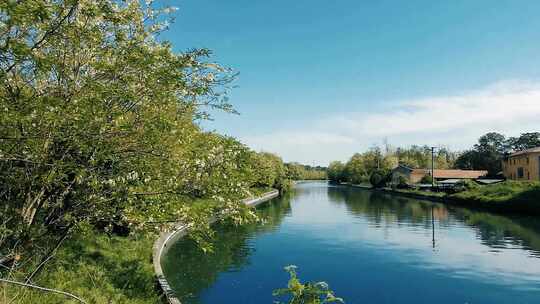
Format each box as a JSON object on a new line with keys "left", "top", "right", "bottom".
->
{"left": 274, "top": 265, "right": 344, "bottom": 304}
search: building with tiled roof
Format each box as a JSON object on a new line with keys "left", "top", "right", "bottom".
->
{"left": 502, "top": 147, "right": 540, "bottom": 181}
{"left": 392, "top": 164, "right": 488, "bottom": 184}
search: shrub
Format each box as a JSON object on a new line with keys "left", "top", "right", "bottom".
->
{"left": 420, "top": 175, "right": 434, "bottom": 184}
{"left": 397, "top": 175, "right": 409, "bottom": 189}
{"left": 273, "top": 266, "right": 344, "bottom": 304}
{"left": 370, "top": 171, "right": 389, "bottom": 188}
{"left": 454, "top": 180, "right": 479, "bottom": 193}
{"left": 451, "top": 181, "right": 540, "bottom": 203}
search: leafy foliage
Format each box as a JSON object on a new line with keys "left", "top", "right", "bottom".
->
{"left": 395, "top": 175, "right": 409, "bottom": 189}
{"left": 329, "top": 131, "right": 540, "bottom": 185}
{"left": 285, "top": 163, "right": 327, "bottom": 180}
{"left": 451, "top": 181, "right": 540, "bottom": 203}
{"left": 273, "top": 266, "right": 344, "bottom": 304}
{"left": 327, "top": 145, "right": 454, "bottom": 185}
{"left": 369, "top": 170, "right": 389, "bottom": 188}
{"left": 454, "top": 179, "right": 479, "bottom": 192}
{"left": 396, "top": 146, "right": 456, "bottom": 170}
{"left": 0, "top": 0, "right": 290, "bottom": 289}
{"left": 506, "top": 132, "right": 540, "bottom": 152}
{"left": 327, "top": 161, "right": 346, "bottom": 183}
{"left": 420, "top": 174, "right": 434, "bottom": 184}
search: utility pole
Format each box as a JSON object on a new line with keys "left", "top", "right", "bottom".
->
{"left": 431, "top": 146, "right": 435, "bottom": 188}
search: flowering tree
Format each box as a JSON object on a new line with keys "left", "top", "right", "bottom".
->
{"left": 0, "top": 0, "right": 287, "bottom": 279}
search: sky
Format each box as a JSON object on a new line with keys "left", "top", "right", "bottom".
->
{"left": 160, "top": 0, "right": 540, "bottom": 166}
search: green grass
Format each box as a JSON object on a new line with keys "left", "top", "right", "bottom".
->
{"left": 2, "top": 227, "right": 162, "bottom": 304}
{"left": 2, "top": 188, "right": 278, "bottom": 304}
{"left": 386, "top": 188, "right": 446, "bottom": 198}
{"left": 450, "top": 181, "right": 540, "bottom": 203}
{"left": 384, "top": 182, "right": 540, "bottom": 214}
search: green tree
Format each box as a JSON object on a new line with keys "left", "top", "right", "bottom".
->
{"left": 369, "top": 170, "right": 388, "bottom": 188}
{"left": 454, "top": 132, "right": 506, "bottom": 176}
{"left": 0, "top": 0, "right": 268, "bottom": 277}
{"left": 344, "top": 153, "right": 369, "bottom": 184}
{"left": 286, "top": 163, "right": 304, "bottom": 180}
{"left": 397, "top": 145, "right": 455, "bottom": 169}
{"left": 251, "top": 152, "right": 290, "bottom": 191}
{"left": 506, "top": 132, "right": 540, "bottom": 151}
{"left": 328, "top": 161, "right": 346, "bottom": 183}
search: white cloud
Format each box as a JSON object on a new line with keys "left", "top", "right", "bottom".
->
{"left": 242, "top": 80, "right": 540, "bottom": 165}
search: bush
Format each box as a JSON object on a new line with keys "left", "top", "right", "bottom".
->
{"left": 420, "top": 175, "right": 434, "bottom": 184}
{"left": 454, "top": 180, "right": 479, "bottom": 193}
{"left": 273, "top": 266, "right": 343, "bottom": 304}
{"left": 397, "top": 175, "right": 409, "bottom": 189}
{"left": 451, "top": 181, "right": 540, "bottom": 203}
{"left": 370, "top": 171, "right": 388, "bottom": 188}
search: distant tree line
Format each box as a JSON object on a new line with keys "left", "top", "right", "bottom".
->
{"left": 285, "top": 163, "right": 327, "bottom": 180}
{"left": 328, "top": 132, "right": 540, "bottom": 186}
{"left": 328, "top": 145, "right": 457, "bottom": 185}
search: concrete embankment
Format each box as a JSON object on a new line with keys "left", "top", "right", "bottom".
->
{"left": 152, "top": 190, "right": 280, "bottom": 304}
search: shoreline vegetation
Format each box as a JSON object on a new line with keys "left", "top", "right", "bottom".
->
{"left": 0, "top": 1, "right": 537, "bottom": 303}
{"left": 339, "top": 181, "right": 540, "bottom": 215}
{"left": 153, "top": 189, "right": 280, "bottom": 304}
{"left": 327, "top": 132, "right": 540, "bottom": 216}
{"left": 0, "top": 1, "right": 326, "bottom": 303}
{"left": 1, "top": 188, "right": 282, "bottom": 304}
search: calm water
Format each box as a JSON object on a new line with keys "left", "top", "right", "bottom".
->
{"left": 162, "top": 181, "right": 540, "bottom": 304}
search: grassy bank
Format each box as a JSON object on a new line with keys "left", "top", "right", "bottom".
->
{"left": 390, "top": 188, "right": 446, "bottom": 199}
{"left": 365, "top": 181, "right": 540, "bottom": 215}
{"left": 2, "top": 227, "right": 161, "bottom": 304}
{"left": 2, "top": 188, "right": 278, "bottom": 304}
{"left": 449, "top": 181, "right": 540, "bottom": 213}
{"left": 450, "top": 181, "right": 540, "bottom": 203}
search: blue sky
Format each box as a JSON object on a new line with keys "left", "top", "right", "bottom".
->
{"left": 160, "top": 0, "right": 540, "bottom": 165}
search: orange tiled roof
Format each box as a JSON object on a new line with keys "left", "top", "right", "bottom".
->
{"left": 411, "top": 168, "right": 487, "bottom": 179}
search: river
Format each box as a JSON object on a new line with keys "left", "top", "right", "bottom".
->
{"left": 162, "top": 181, "right": 540, "bottom": 304}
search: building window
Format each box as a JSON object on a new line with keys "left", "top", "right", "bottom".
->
{"left": 527, "top": 157, "right": 529, "bottom": 165}
{"left": 517, "top": 167, "right": 524, "bottom": 179}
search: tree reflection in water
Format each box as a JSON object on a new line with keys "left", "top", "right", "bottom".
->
{"left": 327, "top": 185, "right": 540, "bottom": 256}
{"left": 161, "top": 197, "right": 292, "bottom": 303}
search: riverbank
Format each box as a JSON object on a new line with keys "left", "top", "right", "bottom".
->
{"left": 156, "top": 181, "right": 540, "bottom": 304}
{"left": 340, "top": 181, "right": 540, "bottom": 215}
{"left": 2, "top": 190, "right": 279, "bottom": 304}
{"left": 153, "top": 189, "right": 279, "bottom": 304}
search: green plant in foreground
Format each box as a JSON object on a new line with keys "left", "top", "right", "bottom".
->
{"left": 273, "top": 266, "right": 344, "bottom": 304}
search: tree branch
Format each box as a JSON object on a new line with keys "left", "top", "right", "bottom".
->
{"left": 0, "top": 278, "right": 87, "bottom": 304}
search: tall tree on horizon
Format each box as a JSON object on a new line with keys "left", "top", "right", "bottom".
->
{"left": 506, "top": 132, "right": 540, "bottom": 151}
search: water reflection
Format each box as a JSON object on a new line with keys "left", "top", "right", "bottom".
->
{"left": 161, "top": 197, "right": 292, "bottom": 303}
{"left": 327, "top": 184, "right": 540, "bottom": 287}
{"left": 163, "top": 182, "right": 540, "bottom": 304}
